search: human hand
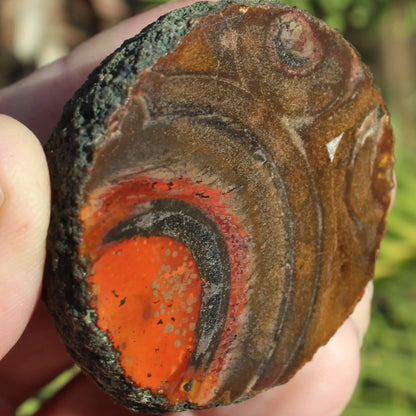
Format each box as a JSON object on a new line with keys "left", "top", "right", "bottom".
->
{"left": 0, "top": 1, "right": 372, "bottom": 414}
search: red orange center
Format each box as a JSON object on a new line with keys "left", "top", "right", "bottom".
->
{"left": 89, "top": 236, "right": 202, "bottom": 395}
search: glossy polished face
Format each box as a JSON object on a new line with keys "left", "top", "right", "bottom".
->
{"left": 44, "top": 1, "right": 395, "bottom": 412}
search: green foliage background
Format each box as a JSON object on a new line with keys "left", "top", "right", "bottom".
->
{"left": 284, "top": 0, "right": 416, "bottom": 32}
{"left": 135, "top": 0, "right": 416, "bottom": 33}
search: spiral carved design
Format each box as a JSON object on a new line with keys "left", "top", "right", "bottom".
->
{"left": 44, "top": 0, "right": 395, "bottom": 412}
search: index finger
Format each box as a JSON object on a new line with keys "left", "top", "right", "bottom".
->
{"left": 0, "top": 0, "right": 204, "bottom": 144}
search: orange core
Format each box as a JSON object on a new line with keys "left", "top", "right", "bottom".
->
{"left": 89, "top": 236, "right": 202, "bottom": 395}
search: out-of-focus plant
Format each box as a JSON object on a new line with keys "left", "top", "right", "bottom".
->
{"left": 264, "top": 0, "right": 416, "bottom": 33}
{"left": 124, "top": 0, "right": 167, "bottom": 14}
{"left": 125, "top": 0, "right": 416, "bottom": 33}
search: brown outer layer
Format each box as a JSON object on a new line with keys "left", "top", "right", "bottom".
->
{"left": 43, "top": 0, "right": 395, "bottom": 412}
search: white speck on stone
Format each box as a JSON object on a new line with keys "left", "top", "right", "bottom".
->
{"left": 326, "top": 133, "right": 344, "bottom": 162}
{"left": 164, "top": 323, "right": 175, "bottom": 333}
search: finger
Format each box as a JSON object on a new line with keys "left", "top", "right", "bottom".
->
{"left": 0, "top": 303, "right": 73, "bottom": 413}
{"left": 349, "top": 281, "right": 373, "bottom": 345}
{"left": 0, "top": 115, "right": 50, "bottom": 360}
{"left": 33, "top": 306, "right": 365, "bottom": 416}
{"left": 0, "top": 0, "right": 210, "bottom": 144}
{"left": 23, "top": 281, "right": 371, "bottom": 416}
{"left": 187, "top": 321, "right": 361, "bottom": 416}
{"left": 193, "top": 285, "right": 372, "bottom": 416}
{"left": 36, "top": 282, "right": 371, "bottom": 416}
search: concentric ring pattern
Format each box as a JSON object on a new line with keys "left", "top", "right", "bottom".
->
{"left": 44, "top": 0, "right": 395, "bottom": 412}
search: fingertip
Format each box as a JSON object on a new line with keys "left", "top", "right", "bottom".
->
{"left": 188, "top": 318, "right": 361, "bottom": 416}
{"left": 350, "top": 281, "right": 374, "bottom": 346}
{"left": 0, "top": 114, "right": 50, "bottom": 359}
{"left": 0, "top": 0, "right": 218, "bottom": 143}
{"left": 0, "top": 185, "right": 4, "bottom": 208}
{"left": 269, "top": 319, "right": 361, "bottom": 416}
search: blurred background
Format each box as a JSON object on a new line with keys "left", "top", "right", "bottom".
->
{"left": 0, "top": 0, "right": 415, "bottom": 415}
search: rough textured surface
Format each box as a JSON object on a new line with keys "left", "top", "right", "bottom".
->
{"left": 43, "top": 0, "right": 395, "bottom": 413}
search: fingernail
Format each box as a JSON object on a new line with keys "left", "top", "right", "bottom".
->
{"left": 349, "top": 316, "right": 364, "bottom": 347}
{"left": 349, "top": 281, "right": 374, "bottom": 347}
{"left": 0, "top": 186, "right": 4, "bottom": 208}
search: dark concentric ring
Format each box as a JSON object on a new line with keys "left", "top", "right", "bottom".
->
{"left": 104, "top": 198, "right": 231, "bottom": 372}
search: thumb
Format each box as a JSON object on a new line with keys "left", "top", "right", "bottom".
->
{"left": 0, "top": 115, "right": 50, "bottom": 359}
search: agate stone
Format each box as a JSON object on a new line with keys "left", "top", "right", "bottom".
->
{"left": 43, "top": 0, "right": 395, "bottom": 412}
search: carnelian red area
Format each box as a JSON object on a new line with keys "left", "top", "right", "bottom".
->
{"left": 80, "top": 175, "right": 252, "bottom": 404}
{"left": 89, "top": 235, "right": 202, "bottom": 394}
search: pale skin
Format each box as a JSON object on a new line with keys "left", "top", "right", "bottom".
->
{"left": 0, "top": 1, "right": 373, "bottom": 414}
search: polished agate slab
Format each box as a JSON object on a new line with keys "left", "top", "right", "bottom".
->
{"left": 44, "top": 0, "right": 395, "bottom": 412}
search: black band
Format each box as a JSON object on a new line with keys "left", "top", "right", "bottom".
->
{"left": 103, "top": 198, "right": 231, "bottom": 372}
